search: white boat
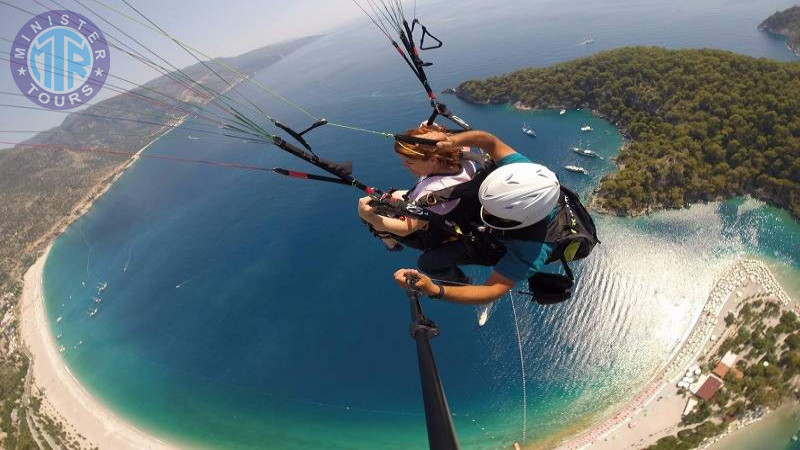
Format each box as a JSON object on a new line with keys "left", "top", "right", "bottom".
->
{"left": 478, "top": 308, "right": 489, "bottom": 326}
{"left": 580, "top": 125, "right": 593, "bottom": 132}
{"left": 93, "top": 296, "right": 103, "bottom": 303}
{"left": 564, "top": 165, "right": 588, "bottom": 174}
{"left": 559, "top": 109, "right": 566, "bottom": 115}
{"left": 187, "top": 135, "right": 199, "bottom": 140}
{"left": 89, "top": 308, "right": 99, "bottom": 317}
{"left": 477, "top": 302, "right": 495, "bottom": 326}
{"left": 522, "top": 124, "right": 536, "bottom": 137}
{"left": 571, "top": 147, "right": 601, "bottom": 158}
{"left": 56, "top": 333, "right": 63, "bottom": 340}
{"left": 581, "top": 38, "right": 595, "bottom": 45}
{"left": 97, "top": 281, "right": 108, "bottom": 292}
{"left": 56, "top": 316, "right": 62, "bottom": 323}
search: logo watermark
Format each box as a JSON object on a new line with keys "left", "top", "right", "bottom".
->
{"left": 10, "top": 10, "right": 110, "bottom": 110}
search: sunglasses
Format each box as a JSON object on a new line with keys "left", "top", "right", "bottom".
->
{"left": 395, "top": 141, "right": 429, "bottom": 159}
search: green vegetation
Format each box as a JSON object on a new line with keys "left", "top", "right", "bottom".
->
{"left": 456, "top": 47, "right": 800, "bottom": 217}
{"left": 649, "top": 421, "right": 727, "bottom": 450}
{"left": 0, "top": 356, "right": 36, "bottom": 449}
{"left": 647, "top": 298, "right": 800, "bottom": 449}
{"left": 0, "top": 36, "right": 319, "bottom": 448}
{"left": 760, "top": 6, "right": 800, "bottom": 55}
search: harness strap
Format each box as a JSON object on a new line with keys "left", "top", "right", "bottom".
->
{"left": 274, "top": 118, "right": 329, "bottom": 152}
{"left": 412, "top": 19, "right": 444, "bottom": 50}
{"left": 560, "top": 256, "right": 574, "bottom": 281}
{"left": 427, "top": 103, "right": 472, "bottom": 130}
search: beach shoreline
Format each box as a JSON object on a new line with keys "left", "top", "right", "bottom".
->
{"left": 551, "top": 259, "right": 798, "bottom": 450}
{"left": 710, "top": 403, "right": 800, "bottom": 449}
{"left": 26, "top": 121, "right": 182, "bottom": 258}
{"left": 10, "top": 72, "right": 259, "bottom": 448}
{"left": 19, "top": 245, "right": 177, "bottom": 449}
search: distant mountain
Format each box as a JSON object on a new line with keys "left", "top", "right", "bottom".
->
{"left": 759, "top": 6, "right": 800, "bottom": 56}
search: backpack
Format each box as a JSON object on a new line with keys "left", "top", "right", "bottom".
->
{"left": 501, "top": 185, "right": 600, "bottom": 305}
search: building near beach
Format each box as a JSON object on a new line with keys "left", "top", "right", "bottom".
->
{"left": 694, "top": 375, "right": 723, "bottom": 401}
{"left": 713, "top": 351, "right": 739, "bottom": 378}
{"left": 713, "top": 362, "right": 730, "bottom": 378}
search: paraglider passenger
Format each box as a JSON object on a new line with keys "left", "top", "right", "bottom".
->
{"left": 393, "top": 130, "right": 560, "bottom": 304}
{"left": 357, "top": 124, "right": 477, "bottom": 252}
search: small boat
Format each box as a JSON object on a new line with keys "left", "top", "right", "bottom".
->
{"left": 187, "top": 135, "right": 199, "bottom": 140}
{"left": 564, "top": 165, "right": 588, "bottom": 174}
{"left": 97, "top": 281, "right": 108, "bottom": 293}
{"left": 559, "top": 109, "right": 566, "bottom": 115}
{"left": 580, "top": 38, "right": 595, "bottom": 45}
{"left": 522, "top": 124, "right": 536, "bottom": 137}
{"left": 571, "top": 147, "right": 601, "bottom": 158}
{"left": 56, "top": 333, "right": 63, "bottom": 340}
{"left": 89, "top": 308, "right": 99, "bottom": 317}
{"left": 478, "top": 309, "right": 489, "bottom": 326}
{"left": 580, "top": 125, "right": 593, "bottom": 132}
{"left": 59, "top": 345, "right": 66, "bottom": 353}
{"left": 93, "top": 296, "right": 103, "bottom": 303}
{"left": 478, "top": 303, "right": 495, "bottom": 327}
{"left": 56, "top": 316, "right": 63, "bottom": 323}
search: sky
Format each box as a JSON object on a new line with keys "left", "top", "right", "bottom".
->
{"left": 0, "top": 0, "right": 364, "bottom": 146}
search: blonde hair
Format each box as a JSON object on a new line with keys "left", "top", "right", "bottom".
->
{"left": 393, "top": 125, "right": 461, "bottom": 170}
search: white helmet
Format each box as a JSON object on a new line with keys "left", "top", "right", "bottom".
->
{"left": 479, "top": 163, "right": 560, "bottom": 230}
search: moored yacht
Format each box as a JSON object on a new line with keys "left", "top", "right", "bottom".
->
{"left": 522, "top": 124, "right": 537, "bottom": 137}
{"left": 571, "top": 147, "right": 601, "bottom": 158}
{"left": 564, "top": 165, "right": 588, "bottom": 174}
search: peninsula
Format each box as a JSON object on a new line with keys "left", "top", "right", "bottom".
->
{"left": 456, "top": 47, "right": 800, "bottom": 219}
{"left": 0, "top": 36, "right": 318, "bottom": 448}
{"left": 760, "top": 6, "right": 800, "bottom": 56}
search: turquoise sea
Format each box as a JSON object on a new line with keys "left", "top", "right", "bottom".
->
{"left": 42, "top": 0, "right": 799, "bottom": 448}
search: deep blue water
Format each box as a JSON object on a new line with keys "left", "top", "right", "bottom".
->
{"left": 43, "top": 0, "right": 799, "bottom": 448}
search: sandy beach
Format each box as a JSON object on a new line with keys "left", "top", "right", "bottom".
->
{"left": 554, "top": 259, "right": 798, "bottom": 450}
{"left": 19, "top": 246, "right": 176, "bottom": 449}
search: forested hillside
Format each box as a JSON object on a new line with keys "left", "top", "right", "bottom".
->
{"left": 457, "top": 47, "right": 800, "bottom": 217}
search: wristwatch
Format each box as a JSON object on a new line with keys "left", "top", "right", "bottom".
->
{"left": 430, "top": 283, "right": 445, "bottom": 299}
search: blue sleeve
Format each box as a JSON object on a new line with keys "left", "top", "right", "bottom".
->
{"left": 494, "top": 241, "right": 556, "bottom": 282}
{"left": 497, "top": 153, "right": 532, "bottom": 167}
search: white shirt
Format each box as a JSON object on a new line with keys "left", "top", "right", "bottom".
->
{"left": 406, "top": 161, "right": 477, "bottom": 215}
